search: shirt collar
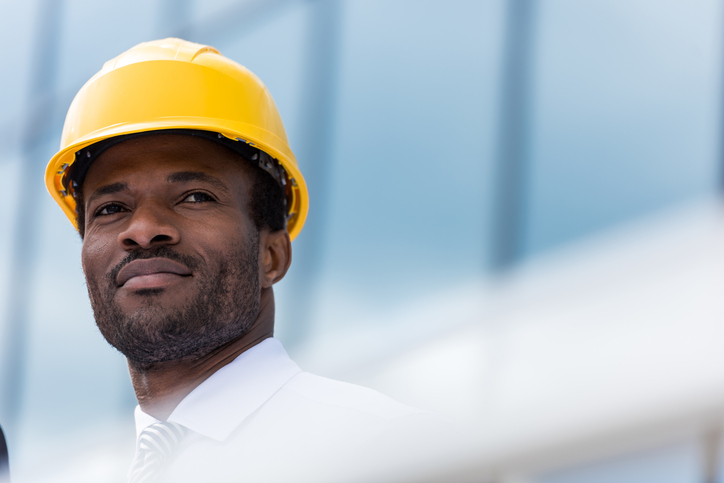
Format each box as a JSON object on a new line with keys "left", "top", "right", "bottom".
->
{"left": 133, "top": 337, "right": 302, "bottom": 442}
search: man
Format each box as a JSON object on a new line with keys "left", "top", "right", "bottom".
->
{"left": 45, "top": 39, "right": 444, "bottom": 482}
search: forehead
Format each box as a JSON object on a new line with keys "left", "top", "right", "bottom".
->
{"left": 82, "top": 134, "right": 249, "bottom": 189}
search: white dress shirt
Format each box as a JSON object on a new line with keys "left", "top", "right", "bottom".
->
{"left": 133, "top": 338, "right": 445, "bottom": 482}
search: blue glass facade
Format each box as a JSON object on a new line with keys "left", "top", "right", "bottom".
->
{"left": 0, "top": 0, "right": 721, "bottom": 481}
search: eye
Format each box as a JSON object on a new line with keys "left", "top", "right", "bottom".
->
{"left": 94, "top": 203, "right": 127, "bottom": 217}
{"left": 182, "top": 192, "right": 216, "bottom": 203}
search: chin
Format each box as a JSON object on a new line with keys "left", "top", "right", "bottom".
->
{"left": 94, "top": 297, "right": 259, "bottom": 367}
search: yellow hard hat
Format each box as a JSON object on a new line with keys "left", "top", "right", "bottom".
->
{"left": 45, "top": 38, "right": 308, "bottom": 240}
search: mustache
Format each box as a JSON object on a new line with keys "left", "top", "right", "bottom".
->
{"left": 106, "top": 246, "right": 201, "bottom": 286}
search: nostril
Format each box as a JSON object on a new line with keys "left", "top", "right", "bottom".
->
{"left": 122, "top": 238, "right": 141, "bottom": 247}
{"left": 151, "top": 234, "right": 174, "bottom": 244}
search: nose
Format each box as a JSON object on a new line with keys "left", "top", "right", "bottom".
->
{"left": 117, "top": 203, "right": 181, "bottom": 250}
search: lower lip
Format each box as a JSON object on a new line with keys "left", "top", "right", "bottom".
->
{"left": 122, "top": 273, "right": 189, "bottom": 290}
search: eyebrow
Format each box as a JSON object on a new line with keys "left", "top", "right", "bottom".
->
{"left": 166, "top": 171, "right": 229, "bottom": 193}
{"left": 86, "top": 182, "right": 129, "bottom": 207}
{"left": 86, "top": 171, "right": 231, "bottom": 207}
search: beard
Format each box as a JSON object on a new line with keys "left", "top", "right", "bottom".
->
{"left": 86, "top": 237, "right": 260, "bottom": 367}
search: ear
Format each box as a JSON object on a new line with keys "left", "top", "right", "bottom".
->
{"left": 258, "top": 229, "right": 292, "bottom": 288}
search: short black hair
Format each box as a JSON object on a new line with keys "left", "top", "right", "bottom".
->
{"left": 244, "top": 156, "right": 287, "bottom": 232}
{"left": 72, "top": 132, "right": 287, "bottom": 238}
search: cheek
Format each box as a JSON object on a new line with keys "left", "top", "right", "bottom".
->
{"left": 81, "top": 236, "right": 118, "bottom": 280}
{"left": 187, "top": 217, "right": 253, "bottom": 250}
{"left": 193, "top": 228, "right": 258, "bottom": 268}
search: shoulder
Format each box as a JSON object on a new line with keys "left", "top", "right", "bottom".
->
{"left": 246, "top": 370, "right": 444, "bottom": 443}
{"left": 280, "top": 371, "right": 428, "bottom": 421}
{"left": 272, "top": 373, "right": 456, "bottom": 482}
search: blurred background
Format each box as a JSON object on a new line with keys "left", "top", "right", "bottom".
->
{"left": 1, "top": 0, "right": 724, "bottom": 481}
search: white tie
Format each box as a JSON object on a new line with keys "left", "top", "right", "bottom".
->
{"left": 128, "top": 421, "right": 187, "bottom": 483}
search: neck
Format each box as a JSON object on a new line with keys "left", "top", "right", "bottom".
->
{"left": 128, "top": 286, "right": 276, "bottom": 421}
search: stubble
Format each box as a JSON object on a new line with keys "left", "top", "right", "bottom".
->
{"left": 86, "top": 237, "right": 260, "bottom": 367}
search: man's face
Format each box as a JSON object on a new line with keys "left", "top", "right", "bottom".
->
{"left": 80, "top": 134, "right": 262, "bottom": 365}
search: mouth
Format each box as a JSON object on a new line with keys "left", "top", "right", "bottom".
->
{"left": 116, "top": 258, "right": 193, "bottom": 290}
